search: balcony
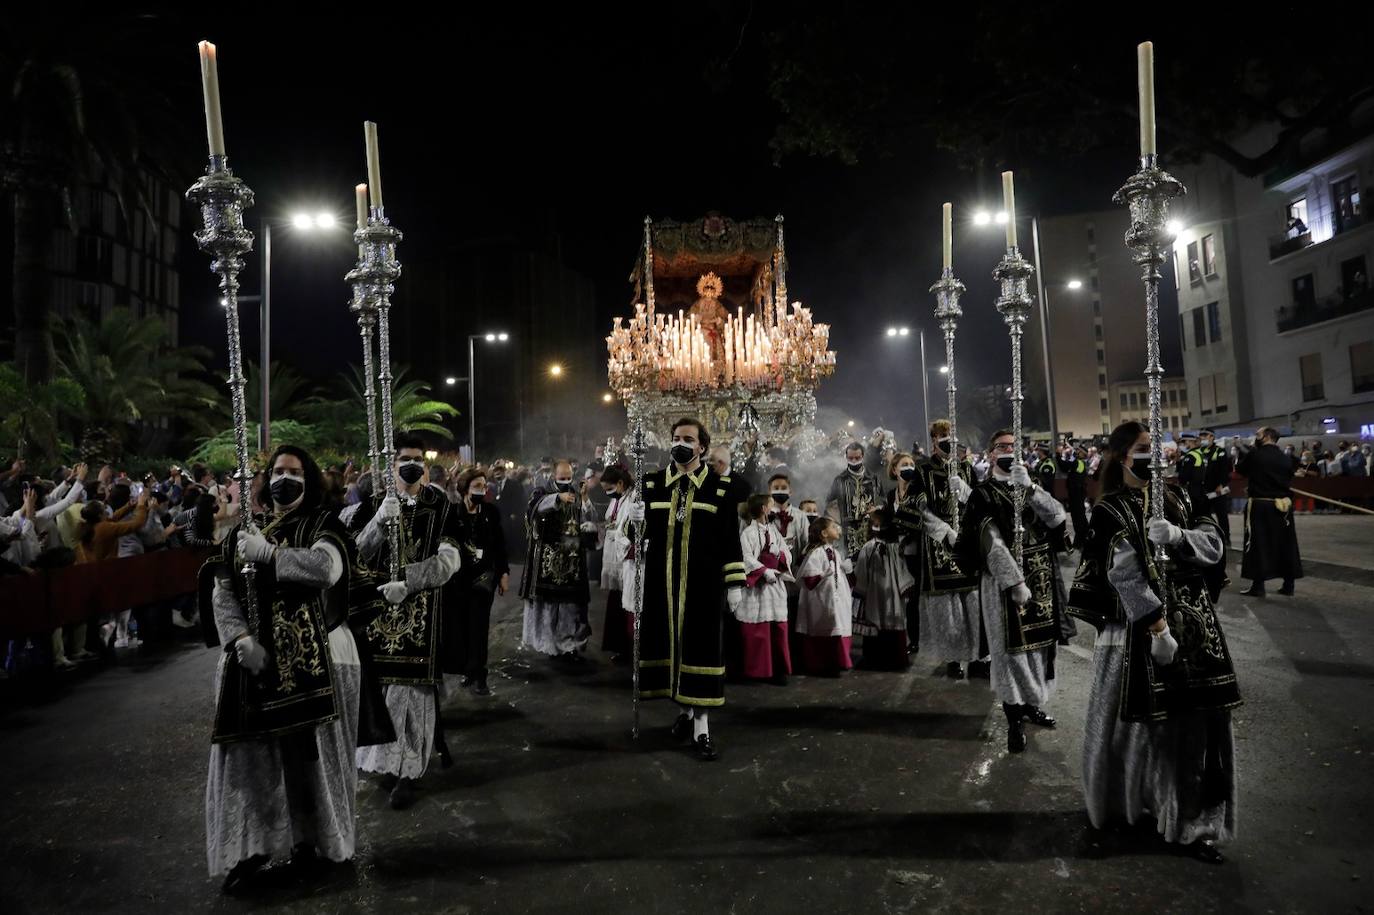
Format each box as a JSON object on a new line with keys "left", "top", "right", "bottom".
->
{"left": 1276, "top": 286, "right": 1374, "bottom": 333}
{"left": 1269, "top": 231, "right": 1313, "bottom": 260}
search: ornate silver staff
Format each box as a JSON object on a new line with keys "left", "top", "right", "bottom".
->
{"left": 187, "top": 154, "right": 260, "bottom": 630}
{"left": 993, "top": 172, "right": 1036, "bottom": 565}
{"left": 355, "top": 121, "right": 404, "bottom": 583}
{"left": 345, "top": 238, "right": 383, "bottom": 505}
{"left": 627, "top": 419, "right": 648, "bottom": 740}
{"left": 1114, "top": 163, "right": 1185, "bottom": 571}
{"left": 930, "top": 203, "right": 966, "bottom": 531}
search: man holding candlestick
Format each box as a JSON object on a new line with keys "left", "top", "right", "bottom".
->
{"left": 354, "top": 434, "right": 463, "bottom": 810}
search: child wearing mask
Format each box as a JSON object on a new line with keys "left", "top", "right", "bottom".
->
{"left": 735, "top": 493, "right": 793, "bottom": 684}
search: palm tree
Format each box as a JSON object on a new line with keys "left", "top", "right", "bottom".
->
{"left": 1, "top": 14, "right": 187, "bottom": 383}
{"left": 55, "top": 307, "right": 220, "bottom": 463}
{"left": 0, "top": 362, "right": 85, "bottom": 463}
{"left": 301, "top": 364, "right": 460, "bottom": 457}
{"left": 211, "top": 359, "right": 321, "bottom": 427}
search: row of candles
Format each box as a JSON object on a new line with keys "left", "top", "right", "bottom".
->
{"left": 608, "top": 301, "right": 834, "bottom": 393}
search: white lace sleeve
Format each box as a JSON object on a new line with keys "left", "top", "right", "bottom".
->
{"left": 1106, "top": 540, "right": 1162, "bottom": 622}
{"left": 275, "top": 538, "right": 344, "bottom": 588}
{"left": 404, "top": 541, "right": 462, "bottom": 592}
{"left": 980, "top": 524, "right": 1023, "bottom": 591}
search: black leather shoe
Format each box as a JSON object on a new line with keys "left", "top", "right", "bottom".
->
{"left": 389, "top": 777, "right": 416, "bottom": 810}
{"left": 946, "top": 662, "right": 965, "bottom": 680}
{"left": 770, "top": 673, "right": 789, "bottom": 686}
{"left": 969, "top": 660, "right": 991, "bottom": 679}
{"left": 221, "top": 854, "right": 269, "bottom": 895}
{"left": 379, "top": 773, "right": 398, "bottom": 791}
{"left": 1023, "top": 706, "right": 1057, "bottom": 728}
{"left": 459, "top": 676, "right": 474, "bottom": 688}
{"left": 1277, "top": 585, "right": 1295, "bottom": 596}
{"left": 1004, "top": 703, "right": 1027, "bottom": 753}
{"left": 473, "top": 680, "right": 492, "bottom": 697}
{"left": 437, "top": 738, "right": 454, "bottom": 770}
{"left": 1184, "top": 840, "right": 1225, "bottom": 865}
{"left": 693, "top": 734, "right": 719, "bottom": 761}
{"left": 1238, "top": 585, "right": 1265, "bottom": 598}
{"left": 670, "top": 713, "right": 693, "bottom": 741}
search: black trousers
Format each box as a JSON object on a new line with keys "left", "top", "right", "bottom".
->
{"left": 1065, "top": 490, "right": 1089, "bottom": 548}
{"left": 446, "top": 583, "right": 497, "bottom": 680}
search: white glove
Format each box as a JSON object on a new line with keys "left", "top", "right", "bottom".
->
{"left": 762, "top": 568, "right": 779, "bottom": 583}
{"left": 1147, "top": 518, "right": 1183, "bottom": 546}
{"left": 726, "top": 588, "right": 743, "bottom": 612}
{"left": 625, "top": 500, "right": 646, "bottom": 523}
{"left": 1150, "top": 626, "right": 1179, "bottom": 666}
{"left": 237, "top": 530, "right": 275, "bottom": 564}
{"left": 941, "top": 523, "right": 958, "bottom": 547}
{"left": 378, "top": 580, "right": 408, "bottom": 605}
{"left": 950, "top": 475, "right": 972, "bottom": 504}
{"left": 840, "top": 557, "right": 854, "bottom": 574}
{"left": 1009, "top": 582, "right": 1032, "bottom": 606}
{"left": 579, "top": 521, "right": 597, "bottom": 533}
{"left": 1009, "top": 463, "right": 1032, "bottom": 489}
{"left": 377, "top": 494, "right": 401, "bottom": 522}
{"left": 235, "top": 635, "right": 268, "bottom": 675}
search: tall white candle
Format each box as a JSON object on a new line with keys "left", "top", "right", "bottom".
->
{"left": 1002, "top": 171, "right": 1018, "bottom": 249}
{"left": 364, "top": 121, "right": 384, "bottom": 211}
{"left": 1138, "top": 42, "right": 1156, "bottom": 158}
{"left": 197, "top": 41, "right": 226, "bottom": 158}
{"left": 355, "top": 184, "right": 368, "bottom": 230}
{"left": 942, "top": 202, "right": 953, "bottom": 270}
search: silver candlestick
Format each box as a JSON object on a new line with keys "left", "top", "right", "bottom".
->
{"left": 345, "top": 263, "right": 382, "bottom": 505}
{"left": 994, "top": 246, "right": 1036, "bottom": 565}
{"left": 930, "top": 266, "right": 967, "bottom": 531}
{"left": 628, "top": 419, "right": 648, "bottom": 741}
{"left": 1114, "top": 155, "right": 1186, "bottom": 572}
{"left": 354, "top": 207, "right": 404, "bottom": 582}
{"left": 187, "top": 157, "right": 260, "bottom": 633}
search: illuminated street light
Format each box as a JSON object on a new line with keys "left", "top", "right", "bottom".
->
{"left": 973, "top": 211, "right": 991, "bottom": 227}
{"left": 1066, "top": 279, "right": 1084, "bottom": 290}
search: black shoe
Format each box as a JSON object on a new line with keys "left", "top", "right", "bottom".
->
{"left": 1004, "top": 703, "right": 1027, "bottom": 754}
{"left": 221, "top": 854, "right": 269, "bottom": 895}
{"left": 437, "top": 738, "right": 454, "bottom": 770}
{"left": 473, "top": 679, "right": 491, "bottom": 697}
{"left": 1238, "top": 585, "right": 1265, "bottom": 598}
{"left": 289, "top": 843, "right": 324, "bottom": 872}
{"left": 1023, "top": 706, "right": 1057, "bottom": 728}
{"left": 1183, "top": 840, "right": 1225, "bottom": 865}
{"left": 459, "top": 676, "right": 474, "bottom": 688}
{"left": 968, "top": 660, "right": 991, "bottom": 679}
{"left": 770, "top": 673, "right": 789, "bottom": 686}
{"left": 379, "top": 772, "right": 399, "bottom": 791}
{"left": 693, "top": 734, "right": 719, "bottom": 761}
{"left": 946, "top": 662, "right": 965, "bottom": 680}
{"left": 1277, "top": 585, "right": 1295, "bottom": 596}
{"left": 389, "top": 777, "right": 416, "bottom": 810}
{"left": 670, "top": 713, "right": 692, "bottom": 741}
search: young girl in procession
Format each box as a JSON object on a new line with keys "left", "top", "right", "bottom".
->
{"left": 734, "top": 493, "right": 793, "bottom": 684}
{"left": 853, "top": 505, "right": 916, "bottom": 669}
{"left": 1068, "top": 421, "right": 1241, "bottom": 864}
{"left": 597, "top": 465, "right": 635, "bottom": 663}
{"left": 794, "top": 515, "right": 854, "bottom": 675}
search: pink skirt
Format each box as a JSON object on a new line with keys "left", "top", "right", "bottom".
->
{"left": 739, "top": 620, "right": 792, "bottom": 679}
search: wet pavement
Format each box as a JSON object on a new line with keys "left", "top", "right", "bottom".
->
{"left": 2, "top": 514, "right": 1370, "bottom": 913}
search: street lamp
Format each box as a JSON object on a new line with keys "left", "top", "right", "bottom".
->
{"left": 602, "top": 392, "right": 614, "bottom": 403}
{"left": 465, "top": 332, "right": 509, "bottom": 464}
{"left": 445, "top": 376, "right": 458, "bottom": 386}
{"left": 237, "top": 208, "right": 343, "bottom": 453}
{"left": 549, "top": 363, "right": 564, "bottom": 377}
{"left": 973, "top": 211, "right": 992, "bottom": 227}
{"left": 884, "top": 327, "right": 938, "bottom": 442}
{"left": 1066, "top": 279, "right": 1084, "bottom": 291}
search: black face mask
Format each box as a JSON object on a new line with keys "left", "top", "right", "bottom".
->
{"left": 847, "top": 460, "right": 864, "bottom": 472}
{"left": 934, "top": 439, "right": 951, "bottom": 455}
{"left": 771, "top": 492, "right": 789, "bottom": 504}
{"left": 996, "top": 455, "right": 1015, "bottom": 472}
{"left": 468, "top": 491, "right": 486, "bottom": 504}
{"left": 270, "top": 476, "right": 304, "bottom": 507}
{"left": 899, "top": 467, "right": 917, "bottom": 482}
{"left": 671, "top": 444, "right": 698, "bottom": 466}
{"left": 398, "top": 463, "right": 426, "bottom": 485}
{"left": 555, "top": 479, "right": 574, "bottom": 492}
{"left": 1127, "top": 453, "right": 1153, "bottom": 480}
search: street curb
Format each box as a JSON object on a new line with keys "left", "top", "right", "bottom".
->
{"left": 1228, "top": 547, "right": 1374, "bottom": 589}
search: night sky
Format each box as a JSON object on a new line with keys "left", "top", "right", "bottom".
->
{"left": 41, "top": 5, "right": 1198, "bottom": 447}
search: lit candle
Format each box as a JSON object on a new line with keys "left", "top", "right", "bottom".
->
{"left": 942, "top": 202, "right": 953, "bottom": 270}
{"left": 197, "top": 41, "right": 226, "bottom": 158}
{"left": 1137, "top": 41, "right": 1156, "bottom": 158}
{"left": 364, "top": 121, "right": 384, "bottom": 211}
{"left": 355, "top": 184, "right": 368, "bottom": 230}
{"left": 1002, "top": 171, "right": 1018, "bottom": 249}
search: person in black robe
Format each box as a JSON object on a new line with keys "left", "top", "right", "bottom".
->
{"left": 1236, "top": 427, "right": 1302, "bottom": 597}
{"left": 488, "top": 460, "right": 527, "bottom": 563}
{"left": 623, "top": 417, "right": 746, "bottom": 761}
{"left": 1057, "top": 441, "right": 1091, "bottom": 552}
{"left": 442, "top": 466, "right": 510, "bottom": 696}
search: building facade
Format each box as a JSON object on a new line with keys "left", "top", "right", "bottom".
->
{"left": 1109, "top": 377, "right": 1191, "bottom": 436}
{"left": 1170, "top": 105, "right": 1374, "bottom": 440}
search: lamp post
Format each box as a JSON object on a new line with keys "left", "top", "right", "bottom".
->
{"left": 241, "top": 210, "right": 340, "bottom": 454}
{"left": 448, "top": 331, "right": 509, "bottom": 465}
{"left": 885, "top": 326, "right": 946, "bottom": 440}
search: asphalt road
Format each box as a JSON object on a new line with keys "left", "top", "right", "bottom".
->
{"left": 1, "top": 513, "right": 1370, "bottom": 914}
